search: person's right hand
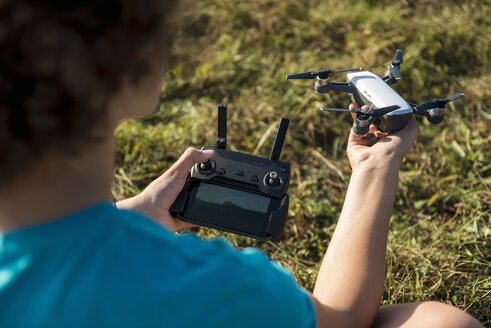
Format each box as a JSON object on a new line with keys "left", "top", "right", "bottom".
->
{"left": 346, "top": 103, "right": 420, "bottom": 171}
{"left": 117, "top": 147, "right": 214, "bottom": 232}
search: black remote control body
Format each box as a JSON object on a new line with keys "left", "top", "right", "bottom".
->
{"left": 170, "top": 104, "right": 290, "bottom": 240}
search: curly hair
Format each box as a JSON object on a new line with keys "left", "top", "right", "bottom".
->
{"left": 0, "top": 0, "right": 179, "bottom": 182}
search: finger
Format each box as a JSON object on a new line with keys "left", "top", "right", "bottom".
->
{"left": 349, "top": 103, "right": 360, "bottom": 120}
{"left": 166, "top": 147, "right": 214, "bottom": 177}
{"left": 349, "top": 103, "right": 370, "bottom": 121}
{"left": 364, "top": 123, "right": 376, "bottom": 134}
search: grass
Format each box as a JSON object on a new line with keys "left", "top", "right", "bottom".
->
{"left": 112, "top": 0, "right": 490, "bottom": 324}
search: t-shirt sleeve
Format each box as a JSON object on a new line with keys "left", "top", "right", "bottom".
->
{"left": 214, "top": 245, "right": 317, "bottom": 328}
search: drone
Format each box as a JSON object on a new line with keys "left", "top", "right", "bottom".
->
{"left": 286, "top": 50, "right": 465, "bottom": 136}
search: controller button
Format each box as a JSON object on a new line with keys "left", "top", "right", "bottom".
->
{"left": 235, "top": 170, "right": 244, "bottom": 176}
{"left": 218, "top": 168, "right": 226, "bottom": 175}
{"left": 267, "top": 171, "right": 281, "bottom": 186}
{"left": 199, "top": 161, "right": 212, "bottom": 171}
{"left": 251, "top": 175, "right": 259, "bottom": 182}
{"left": 280, "top": 167, "right": 287, "bottom": 173}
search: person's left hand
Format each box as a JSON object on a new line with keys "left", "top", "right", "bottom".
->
{"left": 346, "top": 103, "right": 420, "bottom": 171}
{"left": 116, "top": 147, "right": 214, "bottom": 232}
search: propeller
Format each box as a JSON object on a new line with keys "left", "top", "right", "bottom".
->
{"left": 389, "top": 50, "right": 403, "bottom": 79}
{"left": 320, "top": 105, "right": 401, "bottom": 118}
{"left": 435, "top": 93, "right": 465, "bottom": 106}
{"left": 392, "top": 49, "right": 404, "bottom": 65}
{"left": 286, "top": 67, "right": 362, "bottom": 80}
{"left": 320, "top": 107, "right": 361, "bottom": 113}
{"left": 413, "top": 93, "right": 465, "bottom": 124}
{"left": 383, "top": 50, "right": 404, "bottom": 84}
{"left": 415, "top": 93, "right": 465, "bottom": 112}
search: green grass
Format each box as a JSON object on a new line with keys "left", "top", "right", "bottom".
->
{"left": 113, "top": 0, "right": 490, "bottom": 324}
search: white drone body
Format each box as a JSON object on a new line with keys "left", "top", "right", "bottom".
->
{"left": 346, "top": 71, "right": 411, "bottom": 114}
{"left": 346, "top": 71, "right": 413, "bottom": 134}
{"left": 286, "top": 50, "right": 465, "bottom": 136}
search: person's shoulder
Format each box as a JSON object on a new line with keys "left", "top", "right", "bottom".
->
{"left": 110, "top": 208, "right": 316, "bottom": 327}
{"left": 113, "top": 207, "right": 236, "bottom": 261}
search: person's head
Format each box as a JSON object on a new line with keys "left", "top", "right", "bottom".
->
{"left": 0, "top": 0, "right": 180, "bottom": 183}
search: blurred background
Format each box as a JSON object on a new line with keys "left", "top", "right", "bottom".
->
{"left": 112, "top": 0, "right": 490, "bottom": 323}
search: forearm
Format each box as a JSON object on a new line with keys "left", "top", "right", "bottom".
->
{"left": 313, "top": 161, "right": 400, "bottom": 327}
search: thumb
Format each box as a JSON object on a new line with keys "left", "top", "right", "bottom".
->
{"left": 166, "top": 147, "right": 214, "bottom": 177}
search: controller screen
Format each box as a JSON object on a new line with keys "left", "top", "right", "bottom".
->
{"left": 186, "top": 182, "right": 272, "bottom": 235}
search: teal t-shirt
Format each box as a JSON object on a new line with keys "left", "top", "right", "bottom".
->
{"left": 0, "top": 203, "right": 316, "bottom": 327}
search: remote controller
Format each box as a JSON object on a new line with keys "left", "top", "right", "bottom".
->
{"left": 170, "top": 104, "right": 290, "bottom": 240}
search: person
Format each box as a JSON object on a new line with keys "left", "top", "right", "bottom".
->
{"left": 0, "top": 1, "right": 483, "bottom": 327}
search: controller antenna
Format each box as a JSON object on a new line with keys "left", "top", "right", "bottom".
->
{"left": 216, "top": 104, "right": 227, "bottom": 149}
{"left": 270, "top": 118, "right": 290, "bottom": 161}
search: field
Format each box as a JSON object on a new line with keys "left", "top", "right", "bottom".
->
{"left": 112, "top": 0, "right": 490, "bottom": 324}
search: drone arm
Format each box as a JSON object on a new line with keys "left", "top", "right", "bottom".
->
{"left": 351, "top": 105, "right": 401, "bottom": 136}
{"left": 315, "top": 81, "right": 357, "bottom": 94}
{"left": 381, "top": 50, "right": 403, "bottom": 85}
{"left": 413, "top": 100, "right": 439, "bottom": 113}
{"left": 412, "top": 94, "right": 464, "bottom": 124}
{"left": 381, "top": 67, "right": 401, "bottom": 85}
{"left": 381, "top": 71, "right": 391, "bottom": 83}
{"left": 411, "top": 100, "right": 445, "bottom": 124}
